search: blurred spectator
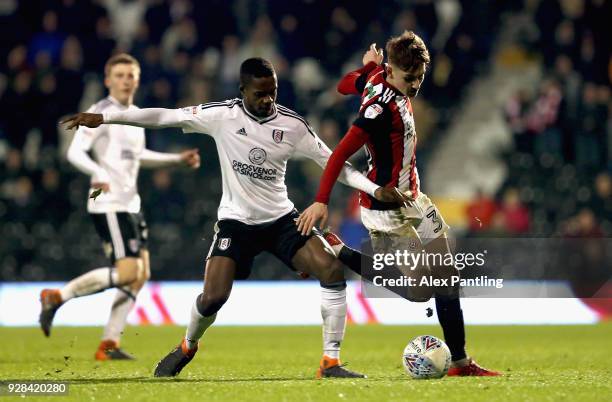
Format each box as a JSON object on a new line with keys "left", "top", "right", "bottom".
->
{"left": 1, "top": 149, "right": 25, "bottom": 190}
{"left": 576, "top": 82, "right": 607, "bottom": 169}
{"left": 103, "top": 0, "right": 148, "bottom": 49}
{"left": 147, "top": 169, "right": 186, "bottom": 223}
{"left": 218, "top": 35, "right": 242, "bottom": 99}
{"left": 465, "top": 189, "right": 497, "bottom": 233}
{"left": 1, "top": 71, "right": 34, "bottom": 149}
{"left": 161, "top": 18, "right": 199, "bottom": 67}
{"left": 323, "top": 7, "right": 358, "bottom": 73}
{"left": 6, "top": 176, "right": 38, "bottom": 224}
{"left": 505, "top": 89, "right": 533, "bottom": 154}
{"left": 82, "top": 16, "right": 116, "bottom": 73}
{"left": 562, "top": 208, "right": 603, "bottom": 238}
{"left": 337, "top": 192, "right": 368, "bottom": 250}
{"left": 28, "top": 10, "right": 66, "bottom": 65}
{"left": 144, "top": 0, "right": 172, "bottom": 44}
{"left": 592, "top": 172, "right": 612, "bottom": 227}
{"left": 498, "top": 188, "right": 530, "bottom": 234}
{"left": 238, "top": 16, "right": 279, "bottom": 66}
{"left": 36, "top": 167, "right": 69, "bottom": 225}
{"left": 526, "top": 79, "right": 563, "bottom": 158}
{"left": 56, "top": 36, "right": 84, "bottom": 115}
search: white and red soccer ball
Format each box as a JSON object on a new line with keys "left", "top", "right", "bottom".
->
{"left": 402, "top": 335, "right": 451, "bottom": 379}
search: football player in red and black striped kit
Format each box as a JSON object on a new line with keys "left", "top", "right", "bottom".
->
{"left": 297, "top": 31, "right": 500, "bottom": 376}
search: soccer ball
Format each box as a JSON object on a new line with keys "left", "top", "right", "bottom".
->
{"left": 402, "top": 335, "right": 451, "bottom": 379}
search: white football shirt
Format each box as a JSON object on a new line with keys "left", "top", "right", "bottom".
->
{"left": 69, "top": 96, "right": 145, "bottom": 213}
{"left": 103, "top": 98, "right": 379, "bottom": 224}
{"left": 179, "top": 99, "right": 377, "bottom": 224}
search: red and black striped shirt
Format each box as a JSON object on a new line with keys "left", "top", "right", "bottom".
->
{"left": 315, "top": 62, "right": 419, "bottom": 210}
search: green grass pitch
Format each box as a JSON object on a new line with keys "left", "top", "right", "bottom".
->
{"left": 0, "top": 324, "right": 610, "bottom": 401}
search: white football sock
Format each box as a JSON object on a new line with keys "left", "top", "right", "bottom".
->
{"left": 60, "top": 267, "right": 118, "bottom": 301}
{"left": 321, "top": 286, "right": 347, "bottom": 360}
{"left": 185, "top": 296, "right": 216, "bottom": 350}
{"left": 102, "top": 287, "right": 137, "bottom": 343}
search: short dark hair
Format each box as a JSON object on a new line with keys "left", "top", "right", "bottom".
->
{"left": 386, "top": 31, "right": 430, "bottom": 71}
{"left": 240, "top": 57, "right": 275, "bottom": 86}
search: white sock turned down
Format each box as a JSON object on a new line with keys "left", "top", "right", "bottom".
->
{"left": 59, "top": 267, "right": 119, "bottom": 302}
{"left": 184, "top": 296, "right": 216, "bottom": 351}
{"left": 102, "top": 287, "right": 137, "bottom": 343}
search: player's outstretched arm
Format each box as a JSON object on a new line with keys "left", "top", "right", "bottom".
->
{"left": 62, "top": 108, "right": 189, "bottom": 131}
{"left": 140, "top": 148, "right": 200, "bottom": 169}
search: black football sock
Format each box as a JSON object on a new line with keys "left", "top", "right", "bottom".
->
{"left": 338, "top": 246, "right": 364, "bottom": 276}
{"left": 338, "top": 246, "right": 412, "bottom": 297}
{"left": 435, "top": 294, "right": 467, "bottom": 361}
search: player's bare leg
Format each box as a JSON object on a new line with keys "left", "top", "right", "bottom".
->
{"left": 425, "top": 234, "right": 500, "bottom": 376}
{"left": 292, "top": 237, "right": 366, "bottom": 379}
{"left": 154, "top": 256, "right": 235, "bottom": 377}
{"left": 39, "top": 256, "right": 143, "bottom": 338}
{"left": 95, "top": 250, "right": 151, "bottom": 360}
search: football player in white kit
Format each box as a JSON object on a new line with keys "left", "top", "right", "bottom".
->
{"left": 39, "top": 54, "right": 200, "bottom": 360}
{"left": 61, "top": 57, "right": 410, "bottom": 378}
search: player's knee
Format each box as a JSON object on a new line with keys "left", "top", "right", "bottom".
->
{"left": 198, "top": 291, "right": 229, "bottom": 317}
{"left": 137, "top": 259, "right": 150, "bottom": 283}
{"left": 318, "top": 260, "right": 345, "bottom": 286}
{"left": 131, "top": 264, "right": 149, "bottom": 292}
{"left": 115, "top": 257, "right": 140, "bottom": 285}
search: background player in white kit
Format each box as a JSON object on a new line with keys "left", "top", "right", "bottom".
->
{"left": 62, "top": 57, "right": 409, "bottom": 378}
{"left": 39, "top": 54, "right": 200, "bottom": 360}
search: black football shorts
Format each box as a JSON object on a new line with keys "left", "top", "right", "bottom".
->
{"left": 91, "top": 212, "right": 148, "bottom": 264}
{"left": 206, "top": 209, "right": 317, "bottom": 279}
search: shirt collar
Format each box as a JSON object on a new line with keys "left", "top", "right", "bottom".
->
{"left": 107, "top": 95, "right": 131, "bottom": 110}
{"left": 241, "top": 101, "right": 278, "bottom": 124}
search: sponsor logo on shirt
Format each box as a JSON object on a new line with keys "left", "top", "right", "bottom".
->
{"left": 182, "top": 106, "right": 198, "bottom": 115}
{"left": 362, "top": 82, "right": 383, "bottom": 105}
{"left": 272, "top": 129, "right": 284, "bottom": 143}
{"left": 232, "top": 160, "right": 277, "bottom": 181}
{"left": 236, "top": 127, "right": 247, "bottom": 136}
{"left": 248, "top": 148, "right": 267, "bottom": 165}
{"left": 364, "top": 104, "right": 383, "bottom": 119}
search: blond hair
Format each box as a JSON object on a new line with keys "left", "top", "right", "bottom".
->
{"left": 104, "top": 53, "right": 140, "bottom": 76}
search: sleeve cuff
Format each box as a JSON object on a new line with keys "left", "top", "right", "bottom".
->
{"left": 361, "top": 61, "right": 379, "bottom": 74}
{"left": 364, "top": 182, "right": 380, "bottom": 198}
{"left": 101, "top": 111, "right": 113, "bottom": 123}
{"left": 92, "top": 169, "right": 110, "bottom": 183}
{"left": 314, "top": 194, "right": 330, "bottom": 205}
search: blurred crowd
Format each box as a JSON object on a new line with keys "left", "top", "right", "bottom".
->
{"left": 0, "top": 0, "right": 540, "bottom": 281}
{"left": 471, "top": 0, "right": 611, "bottom": 238}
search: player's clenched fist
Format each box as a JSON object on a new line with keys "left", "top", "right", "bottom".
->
{"left": 61, "top": 113, "right": 104, "bottom": 130}
{"left": 180, "top": 148, "right": 201, "bottom": 169}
